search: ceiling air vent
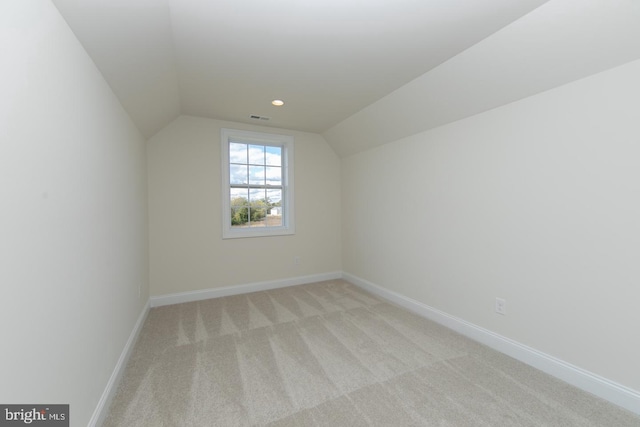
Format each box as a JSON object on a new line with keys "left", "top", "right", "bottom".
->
{"left": 249, "top": 114, "right": 270, "bottom": 121}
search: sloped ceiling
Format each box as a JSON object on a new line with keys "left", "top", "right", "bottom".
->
{"left": 51, "top": 0, "right": 181, "bottom": 140}
{"left": 51, "top": 0, "right": 640, "bottom": 157}
{"left": 325, "top": 0, "right": 640, "bottom": 156}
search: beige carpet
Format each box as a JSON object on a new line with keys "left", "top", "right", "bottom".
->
{"left": 104, "top": 280, "right": 640, "bottom": 426}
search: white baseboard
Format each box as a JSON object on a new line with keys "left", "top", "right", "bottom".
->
{"left": 88, "top": 301, "right": 150, "bottom": 427}
{"left": 150, "top": 271, "right": 343, "bottom": 307}
{"left": 342, "top": 272, "right": 640, "bottom": 417}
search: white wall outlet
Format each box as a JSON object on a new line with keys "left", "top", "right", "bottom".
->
{"left": 293, "top": 256, "right": 301, "bottom": 267}
{"left": 495, "top": 297, "right": 506, "bottom": 315}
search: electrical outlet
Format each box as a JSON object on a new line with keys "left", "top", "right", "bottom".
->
{"left": 495, "top": 297, "right": 506, "bottom": 315}
{"left": 293, "top": 256, "right": 301, "bottom": 267}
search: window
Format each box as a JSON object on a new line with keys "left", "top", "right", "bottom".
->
{"left": 221, "top": 128, "right": 295, "bottom": 239}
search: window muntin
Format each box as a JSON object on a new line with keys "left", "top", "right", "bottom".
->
{"left": 221, "top": 129, "right": 294, "bottom": 238}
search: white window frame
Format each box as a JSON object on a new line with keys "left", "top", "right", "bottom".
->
{"left": 221, "top": 128, "right": 295, "bottom": 239}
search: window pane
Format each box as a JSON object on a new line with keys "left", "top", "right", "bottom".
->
{"left": 266, "top": 212, "right": 282, "bottom": 227}
{"left": 230, "top": 188, "right": 248, "bottom": 203}
{"left": 249, "top": 166, "right": 265, "bottom": 185}
{"left": 230, "top": 165, "right": 247, "bottom": 185}
{"left": 248, "top": 145, "right": 265, "bottom": 165}
{"left": 229, "top": 143, "right": 247, "bottom": 164}
{"left": 231, "top": 207, "right": 250, "bottom": 228}
{"left": 266, "top": 189, "right": 282, "bottom": 205}
{"left": 249, "top": 188, "right": 265, "bottom": 203}
{"left": 266, "top": 166, "right": 281, "bottom": 186}
{"left": 251, "top": 202, "right": 267, "bottom": 227}
{"left": 265, "top": 146, "right": 282, "bottom": 166}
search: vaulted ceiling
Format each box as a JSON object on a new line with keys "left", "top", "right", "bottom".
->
{"left": 52, "top": 0, "right": 640, "bottom": 157}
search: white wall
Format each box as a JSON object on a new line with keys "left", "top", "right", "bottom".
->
{"left": 0, "top": 2, "right": 148, "bottom": 426}
{"left": 342, "top": 59, "right": 640, "bottom": 393}
{"left": 147, "top": 116, "right": 341, "bottom": 296}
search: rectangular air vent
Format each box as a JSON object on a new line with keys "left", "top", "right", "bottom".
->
{"left": 249, "top": 115, "right": 270, "bottom": 121}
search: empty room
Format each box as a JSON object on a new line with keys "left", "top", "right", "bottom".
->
{"left": 2, "top": 0, "right": 640, "bottom": 426}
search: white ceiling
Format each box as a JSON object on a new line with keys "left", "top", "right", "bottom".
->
{"left": 51, "top": 0, "right": 549, "bottom": 136}
{"left": 51, "top": 0, "right": 640, "bottom": 157}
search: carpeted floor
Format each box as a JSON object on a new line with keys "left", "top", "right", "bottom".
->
{"left": 103, "top": 280, "right": 640, "bottom": 426}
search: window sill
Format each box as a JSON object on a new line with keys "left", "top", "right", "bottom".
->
{"left": 222, "top": 226, "right": 295, "bottom": 239}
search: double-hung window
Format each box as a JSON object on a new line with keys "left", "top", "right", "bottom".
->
{"left": 221, "top": 128, "right": 295, "bottom": 239}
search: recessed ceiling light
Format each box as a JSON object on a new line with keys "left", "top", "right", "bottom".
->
{"left": 271, "top": 99, "right": 285, "bottom": 106}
